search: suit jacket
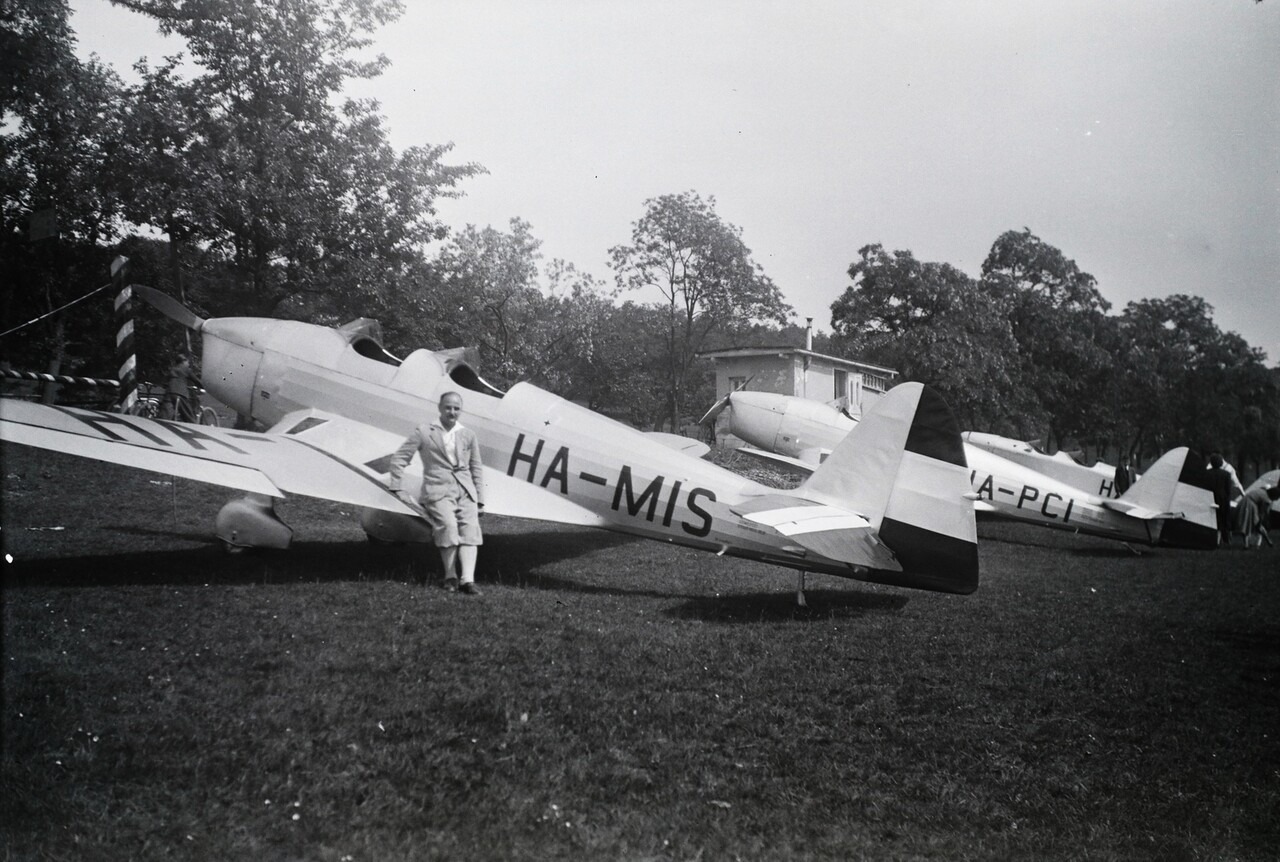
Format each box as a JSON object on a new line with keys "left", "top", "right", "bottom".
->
{"left": 388, "top": 421, "right": 485, "bottom": 506}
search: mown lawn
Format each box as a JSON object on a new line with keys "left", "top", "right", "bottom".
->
{"left": 3, "top": 444, "right": 1278, "bottom": 861}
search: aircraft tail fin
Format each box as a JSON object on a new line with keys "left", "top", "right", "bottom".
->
{"left": 800, "top": 382, "right": 978, "bottom": 594}
{"left": 1115, "top": 447, "right": 1216, "bottom": 548}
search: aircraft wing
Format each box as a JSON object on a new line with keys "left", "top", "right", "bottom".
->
{"left": 1, "top": 401, "right": 608, "bottom": 528}
{"left": 268, "top": 409, "right": 607, "bottom": 527}
{"left": 0, "top": 400, "right": 420, "bottom": 516}
{"left": 732, "top": 494, "right": 901, "bottom": 572}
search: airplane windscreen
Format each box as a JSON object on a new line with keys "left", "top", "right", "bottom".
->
{"left": 351, "top": 338, "right": 401, "bottom": 366}
{"left": 448, "top": 361, "right": 506, "bottom": 398}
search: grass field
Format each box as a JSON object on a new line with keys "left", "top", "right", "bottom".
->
{"left": 3, "top": 444, "right": 1279, "bottom": 861}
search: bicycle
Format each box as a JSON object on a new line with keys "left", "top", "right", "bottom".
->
{"left": 126, "top": 382, "right": 219, "bottom": 426}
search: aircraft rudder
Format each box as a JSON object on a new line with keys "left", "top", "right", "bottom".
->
{"left": 1118, "top": 447, "right": 1217, "bottom": 548}
{"left": 881, "top": 385, "right": 979, "bottom": 594}
{"left": 805, "top": 383, "right": 979, "bottom": 594}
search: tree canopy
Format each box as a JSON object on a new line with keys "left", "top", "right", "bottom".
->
{"left": 610, "top": 191, "right": 791, "bottom": 430}
{"left": 828, "top": 229, "right": 1278, "bottom": 472}
{"left": 830, "top": 244, "right": 1025, "bottom": 431}
{"left": 109, "top": 0, "right": 482, "bottom": 320}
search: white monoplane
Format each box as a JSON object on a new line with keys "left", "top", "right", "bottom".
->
{"left": 0, "top": 289, "right": 981, "bottom": 602}
{"left": 701, "top": 388, "right": 1217, "bottom": 549}
{"left": 962, "top": 432, "right": 1126, "bottom": 499}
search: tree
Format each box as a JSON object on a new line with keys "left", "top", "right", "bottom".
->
{"left": 829, "top": 244, "right": 1027, "bottom": 432}
{"left": 425, "top": 219, "right": 543, "bottom": 384}
{"left": 610, "top": 191, "right": 791, "bottom": 431}
{"left": 420, "top": 220, "right": 625, "bottom": 398}
{"left": 559, "top": 300, "right": 670, "bottom": 427}
{"left": 1112, "top": 295, "right": 1275, "bottom": 466}
{"left": 980, "top": 229, "right": 1113, "bottom": 451}
{"left": 1, "top": 0, "right": 125, "bottom": 382}
{"left": 110, "top": 0, "right": 482, "bottom": 318}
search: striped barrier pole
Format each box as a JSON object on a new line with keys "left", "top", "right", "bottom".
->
{"left": 1, "top": 369, "right": 120, "bottom": 387}
{"left": 112, "top": 256, "right": 137, "bottom": 413}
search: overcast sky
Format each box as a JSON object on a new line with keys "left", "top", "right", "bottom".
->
{"left": 70, "top": 0, "right": 1280, "bottom": 364}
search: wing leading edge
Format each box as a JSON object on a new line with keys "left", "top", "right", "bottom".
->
{"left": 1, "top": 401, "right": 606, "bottom": 529}
{"left": 0, "top": 400, "right": 419, "bottom": 516}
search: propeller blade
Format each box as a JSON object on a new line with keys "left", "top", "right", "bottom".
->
{"left": 134, "top": 286, "right": 206, "bottom": 331}
{"left": 699, "top": 393, "right": 733, "bottom": 426}
{"left": 699, "top": 374, "right": 755, "bottom": 426}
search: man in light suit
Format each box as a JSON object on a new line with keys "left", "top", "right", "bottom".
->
{"left": 388, "top": 391, "right": 486, "bottom": 594}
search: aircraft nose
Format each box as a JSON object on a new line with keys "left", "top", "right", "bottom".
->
{"left": 201, "top": 318, "right": 282, "bottom": 351}
{"left": 199, "top": 318, "right": 279, "bottom": 417}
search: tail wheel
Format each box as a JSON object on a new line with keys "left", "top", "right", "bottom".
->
{"left": 199, "top": 406, "right": 220, "bottom": 427}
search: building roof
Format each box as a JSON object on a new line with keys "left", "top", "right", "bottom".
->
{"left": 697, "top": 346, "right": 897, "bottom": 376}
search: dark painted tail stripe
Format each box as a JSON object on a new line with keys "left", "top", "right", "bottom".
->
{"left": 879, "top": 517, "right": 979, "bottom": 595}
{"left": 1158, "top": 519, "right": 1218, "bottom": 550}
{"left": 1177, "top": 448, "right": 1211, "bottom": 489}
{"left": 904, "top": 386, "right": 967, "bottom": 468}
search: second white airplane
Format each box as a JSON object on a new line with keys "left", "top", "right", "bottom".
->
{"left": 701, "top": 389, "right": 1217, "bottom": 549}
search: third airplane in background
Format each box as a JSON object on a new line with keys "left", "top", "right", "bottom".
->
{"left": 962, "top": 431, "right": 1126, "bottom": 499}
{"left": 701, "top": 388, "right": 1217, "bottom": 549}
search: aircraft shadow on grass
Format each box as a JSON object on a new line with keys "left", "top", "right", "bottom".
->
{"left": 482, "top": 532, "right": 912, "bottom": 620}
{"left": 4, "top": 527, "right": 636, "bottom": 590}
{"left": 976, "top": 523, "right": 1156, "bottom": 558}
{"left": 666, "top": 589, "right": 910, "bottom": 624}
{"left": 1066, "top": 546, "right": 1158, "bottom": 559}
{"left": 7, "top": 524, "right": 912, "bottom": 622}
{"left": 105, "top": 525, "right": 225, "bottom": 543}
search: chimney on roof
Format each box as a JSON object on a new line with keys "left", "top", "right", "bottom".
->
{"left": 805, "top": 318, "right": 813, "bottom": 351}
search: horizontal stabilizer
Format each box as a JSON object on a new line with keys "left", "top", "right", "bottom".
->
{"left": 732, "top": 495, "right": 900, "bottom": 571}
{"left": 735, "top": 446, "right": 818, "bottom": 474}
{"left": 1101, "top": 498, "right": 1177, "bottom": 520}
{"left": 644, "top": 431, "right": 710, "bottom": 458}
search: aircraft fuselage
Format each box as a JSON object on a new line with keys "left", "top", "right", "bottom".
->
{"left": 715, "top": 391, "right": 1158, "bottom": 544}
{"left": 198, "top": 319, "right": 896, "bottom": 581}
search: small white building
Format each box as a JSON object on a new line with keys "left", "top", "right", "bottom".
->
{"left": 699, "top": 340, "right": 897, "bottom": 418}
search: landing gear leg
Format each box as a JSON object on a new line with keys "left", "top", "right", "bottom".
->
{"left": 795, "top": 570, "right": 809, "bottom": 608}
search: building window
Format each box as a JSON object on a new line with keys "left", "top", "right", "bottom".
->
{"left": 834, "top": 369, "right": 848, "bottom": 401}
{"left": 729, "top": 375, "right": 748, "bottom": 393}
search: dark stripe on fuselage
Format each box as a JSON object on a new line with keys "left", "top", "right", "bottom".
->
{"left": 877, "top": 517, "right": 979, "bottom": 595}
{"left": 903, "top": 387, "right": 967, "bottom": 468}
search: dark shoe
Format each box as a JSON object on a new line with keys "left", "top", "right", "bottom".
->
{"left": 459, "top": 582, "right": 482, "bottom": 596}
{"left": 443, "top": 578, "right": 459, "bottom": 592}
